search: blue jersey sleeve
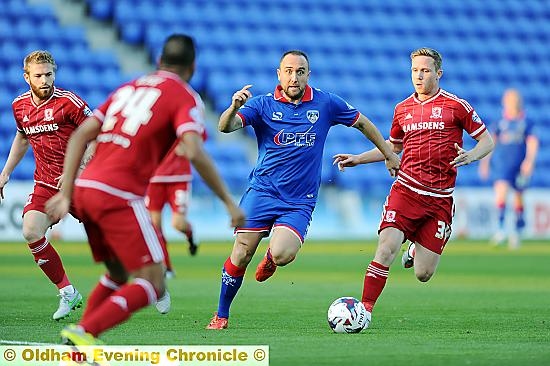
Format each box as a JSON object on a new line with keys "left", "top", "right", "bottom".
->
{"left": 328, "top": 93, "right": 360, "bottom": 127}
{"left": 237, "top": 96, "right": 262, "bottom": 127}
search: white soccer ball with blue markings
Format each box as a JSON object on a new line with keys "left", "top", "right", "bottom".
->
{"left": 327, "top": 297, "right": 370, "bottom": 333}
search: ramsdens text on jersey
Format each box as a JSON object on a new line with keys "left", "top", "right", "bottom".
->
{"left": 402, "top": 121, "right": 445, "bottom": 133}
{"left": 23, "top": 123, "right": 59, "bottom": 135}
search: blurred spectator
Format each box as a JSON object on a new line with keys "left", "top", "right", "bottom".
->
{"left": 479, "top": 88, "right": 539, "bottom": 249}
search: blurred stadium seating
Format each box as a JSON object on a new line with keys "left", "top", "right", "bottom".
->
{"left": 1, "top": 0, "right": 548, "bottom": 195}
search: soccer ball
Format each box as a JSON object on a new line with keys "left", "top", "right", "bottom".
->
{"left": 327, "top": 297, "right": 370, "bottom": 333}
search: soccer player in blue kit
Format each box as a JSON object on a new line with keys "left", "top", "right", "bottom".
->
{"left": 479, "top": 88, "right": 539, "bottom": 249}
{"left": 206, "top": 50, "right": 401, "bottom": 329}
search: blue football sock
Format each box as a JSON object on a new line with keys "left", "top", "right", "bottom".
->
{"left": 217, "top": 268, "right": 244, "bottom": 318}
{"left": 497, "top": 204, "right": 506, "bottom": 230}
{"left": 515, "top": 209, "right": 525, "bottom": 231}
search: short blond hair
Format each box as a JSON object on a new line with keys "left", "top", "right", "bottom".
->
{"left": 410, "top": 48, "right": 442, "bottom": 71}
{"left": 23, "top": 50, "right": 57, "bottom": 73}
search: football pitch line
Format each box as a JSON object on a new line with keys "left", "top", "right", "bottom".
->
{"left": 0, "top": 339, "right": 55, "bottom": 346}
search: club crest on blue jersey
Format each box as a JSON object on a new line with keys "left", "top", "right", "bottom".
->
{"left": 306, "top": 110, "right": 319, "bottom": 123}
{"left": 273, "top": 126, "right": 316, "bottom": 147}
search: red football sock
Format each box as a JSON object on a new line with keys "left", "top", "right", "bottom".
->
{"left": 80, "top": 278, "right": 157, "bottom": 337}
{"left": 82, "top": 274, "right": 126, "bottom": 319}
{"left": 184, "top": 224, "right": 193, "bottom": 243}
{"left": 28, "top": 237, "right": 70, "bottom": 289}
{"left": 361, "top": 261, "right": 389, "bottom": 312}
{"left": 224, "top": 256, "right": 247, "bottom": 277}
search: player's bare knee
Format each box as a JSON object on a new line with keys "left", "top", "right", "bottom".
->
{"left": 415, "top": 270, "right": 434, "bottom": 282}
{"left": 270, "top": 244, "right": 298, "bottom": 266}
{"left": 22, "top": 228, "right": 43, "bottom": 243}
{"left": 171, "top": 222, "right": 184, "bottom": 233}
{"left": 375, "top": 245, "right": 399, "bottom": 264}
{"left": 271, "top": 252, "right": 295, "bottom": 266}
{"left": 171, "top": 218, "right": 188, "bottom": 233}
{"left": 232, "top": 242, "right": 256, "bottom": 265}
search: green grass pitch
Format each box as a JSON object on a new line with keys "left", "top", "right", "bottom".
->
{"left": 1, "top": 239, "right": 549, "bottom": 365}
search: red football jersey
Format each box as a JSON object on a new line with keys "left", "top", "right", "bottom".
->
{"left": 149, "top": 123, "right": 207, "bottom": 184}
{"left": 12, "top": 87, "right": 92, "bottom": 189}
{"left": 149, "top": 144, "right": 193, "bottom": 183}
{"left": 78, "top": 70, "right": 205, "bottom": 195}
{"left": 390, "top": 89, "right": 487, "bottom": 197}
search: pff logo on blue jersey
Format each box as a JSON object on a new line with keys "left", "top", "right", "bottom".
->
{"left": 274, "top": 126, "right": 316, "bottom": 147}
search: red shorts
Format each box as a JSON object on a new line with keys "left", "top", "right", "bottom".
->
{"left": 73, "top": 186, "right": 165, "bottom": 272}
{"left": 23, "top": 184, "right": 79, "bottom": 222}
{"left": 145, "top": 182, "right": 191, "bottom": 214}
{"left": 379, "top": 183, "right": 454, "bottom": 255}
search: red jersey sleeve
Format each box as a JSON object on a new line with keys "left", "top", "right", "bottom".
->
{"left": 13, "top": 108, "right": 23, "bottom": 133}
{"left": 173, "top": 88, "right": 206, "bottom": 138}
{"left": 389, "top": 104, "right": 405, "bottom": 144}
{"left": 71, "top": 99, "right": 93, "bottom": 126}
{"left": 459, "top": 107, "right": 487, "bottom": 139}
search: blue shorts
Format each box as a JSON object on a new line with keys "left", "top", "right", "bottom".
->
{"left": 236, "top": 187, "right": 316, "bottom": 243}
{"left": 492, "top": 161, "right": 524, "bottom": 190}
